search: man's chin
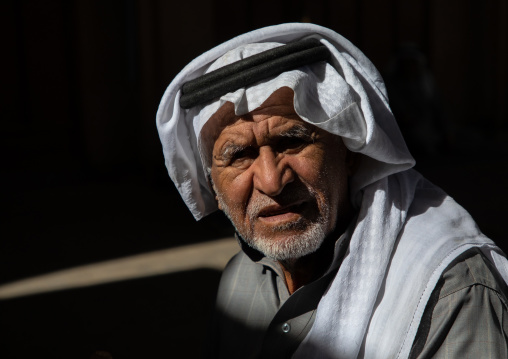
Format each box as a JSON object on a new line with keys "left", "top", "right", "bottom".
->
{"left": 242, "top": 223, "right": 327, "bottom": 261}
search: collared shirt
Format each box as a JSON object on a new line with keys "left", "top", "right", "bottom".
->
{"left": 208, "top": 244, "right": 508, "bottom": 359}
{"left": 208, "top": 228, "right": 352, "bottom": 359}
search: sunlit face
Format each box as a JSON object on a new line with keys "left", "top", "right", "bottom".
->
{"left": 207, "top": 87, "right": 353, "bottom": 261}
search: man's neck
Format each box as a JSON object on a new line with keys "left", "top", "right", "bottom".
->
{"left": 278, "top": 232, "right": 337, "bottom": 294}
{"left": 277, "top": 212, "right": 355, "bottom": 294}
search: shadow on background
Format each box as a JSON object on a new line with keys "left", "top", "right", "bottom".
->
{"left": 0, "top": 269, "right": 222, "bottom": 359}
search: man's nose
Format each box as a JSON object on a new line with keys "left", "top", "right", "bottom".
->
{"left": 252, "top": 147, "right": 294, "bottom": 196}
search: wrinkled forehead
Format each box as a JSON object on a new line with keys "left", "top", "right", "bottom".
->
{"left": 200, "top": 87, "right": 298, "bottom": 158}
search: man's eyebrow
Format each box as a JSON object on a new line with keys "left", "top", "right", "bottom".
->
{"left": 216, "top": 143, "right": 247, "bottom": 160}
{"left": 215, "top": 124, "right": 313, "bottom": 160}
{"left": 278, "top": 124, "right": 313, "bottom": 139}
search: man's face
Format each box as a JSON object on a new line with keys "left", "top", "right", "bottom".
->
{"left": 208, "top": 87, "right": 353, "bottom": 261}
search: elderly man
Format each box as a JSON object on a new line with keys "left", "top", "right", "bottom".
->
{"left": 157, "top": 24, "right": 508, "bottom": 358}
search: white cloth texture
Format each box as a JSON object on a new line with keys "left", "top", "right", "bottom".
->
{"left": 156, "top": 23, "right": 508, "bottom": 358}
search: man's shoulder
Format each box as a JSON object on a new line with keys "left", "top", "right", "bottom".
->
{"left": 222, "top": 250, "right": 260, "bottom": 275}
{"left": 222, "top": 249, "right": 282, "bottom": 278}
{"left": 219, "top": 250, "right": 268, "bottom": 294}
{"left": 439, "top": 247, "right": 508, "bottom": 301}
{"left": 223, "top": 250, "right": 248, "bottom": 270}
{"left": 410, "top": 247, "right": 508, "bottom": 358}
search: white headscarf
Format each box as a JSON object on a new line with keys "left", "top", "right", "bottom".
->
{"left": 156, "top": 23, "right": 414, "bottom": 220}
{"left": 157, "top": 24, "right": 508, "bottom": 358}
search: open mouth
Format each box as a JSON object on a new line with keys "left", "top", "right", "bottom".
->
{"left": 257, "top": 201, "right": 307, "bottom": 221}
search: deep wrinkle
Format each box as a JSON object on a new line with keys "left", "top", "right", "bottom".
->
{"left": 214, "top": 123, "right": 315, "bottom": 166}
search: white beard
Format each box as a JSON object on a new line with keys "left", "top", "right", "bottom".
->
{"left": 243, "top": 220, "right": 327, "bottom": 261}
{"left": 216, "top": 189, "right": 330, "bottom": 261}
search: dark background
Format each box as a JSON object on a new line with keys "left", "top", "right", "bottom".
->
{"left": 1, "top": 1, "right": 507, "bottom": 358}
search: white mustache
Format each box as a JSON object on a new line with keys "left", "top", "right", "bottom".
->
{"left": 247, "top": 187, "right": 314, "bottom": 221}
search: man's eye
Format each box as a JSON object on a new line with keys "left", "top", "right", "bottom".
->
{"left": 229, "top": 148, "right": 257, "bottom": 166}
{"left": 277, "top": 137, "right": 310, "bottom": 153}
